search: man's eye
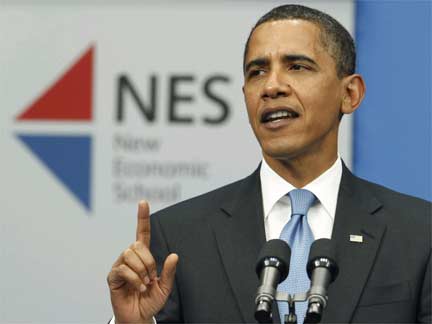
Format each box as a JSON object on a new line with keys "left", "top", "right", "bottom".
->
{"left": 290, "top": 64, "right": 309, "bottom": 71}
{"left": 248, "top": 69, "right": 265, "bottom": 78}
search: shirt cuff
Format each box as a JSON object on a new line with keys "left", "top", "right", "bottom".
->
{"left": 110, "top": 316, "right": 157, "bottom": 324}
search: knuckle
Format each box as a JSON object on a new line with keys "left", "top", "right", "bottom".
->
{"left": 118, "top": 264, "right": 129, "bottom": 274}
{"left": 132, "top": 241, "right": 144, "bottom": 250}
{"left": 107, "top": 268, "right": 122, "bottom": 283}
{"left": 123, "top": 248, "right": 133, "bottom": 261}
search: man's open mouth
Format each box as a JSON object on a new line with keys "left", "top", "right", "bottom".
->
{"left": 261, "top": 108, "right": 300, "bottom": 123}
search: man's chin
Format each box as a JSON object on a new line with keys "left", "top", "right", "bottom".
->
{"left": 261, "top": 146, "right": 301, "bottom": 162}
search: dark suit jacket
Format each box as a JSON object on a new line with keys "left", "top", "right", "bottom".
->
{"left": 150, "top": 164, "right": 431, "bottom": 323}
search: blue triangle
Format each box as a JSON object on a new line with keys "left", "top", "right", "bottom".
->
{"left": 17, "top": 134, "right": 92, "bottom": 211}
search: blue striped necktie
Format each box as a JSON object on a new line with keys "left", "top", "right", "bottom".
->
{"left": 278, "top": 189, "right": 316, "bottom": 324}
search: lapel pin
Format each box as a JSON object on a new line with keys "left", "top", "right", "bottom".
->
{"left": 350, "top": 234, "right": 363, "bottom": 243}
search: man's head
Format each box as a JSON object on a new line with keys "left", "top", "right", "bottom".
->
{"left": 243, "top": 4, "right": 356, "bottom": 79}
{"left": 242, "top": 5, "right": 365, "bottom": 180}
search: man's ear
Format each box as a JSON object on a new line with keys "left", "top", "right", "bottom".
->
{"left": 341, "top": 74, "right": 366, "bottom": 115}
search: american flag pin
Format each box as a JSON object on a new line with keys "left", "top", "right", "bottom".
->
{"left": 350, "top": 234, "right": 363, "bottom": 243}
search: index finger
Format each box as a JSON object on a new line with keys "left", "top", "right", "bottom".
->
{"left": 136, "top": 200, "right": 151, "bottom": 247}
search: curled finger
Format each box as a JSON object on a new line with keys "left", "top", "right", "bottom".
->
{"left": 123, "top": 248, "right": 150, "bottom": 285}
{"left": 131, "top": 241, "right": 158, "bottom": 281}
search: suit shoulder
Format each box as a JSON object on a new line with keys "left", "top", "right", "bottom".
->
{"left": 355, "top": 176, "right": 430, "bottom": 206}
{"left": 352, "top": 175, "right": 431, "bottom": 225}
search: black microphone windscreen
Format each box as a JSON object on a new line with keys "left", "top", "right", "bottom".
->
{"left": 307, "top": 238, "right": 338, "bottom": 279}
{"left": 255, "top": 239, "right": 291, "bottom": 280}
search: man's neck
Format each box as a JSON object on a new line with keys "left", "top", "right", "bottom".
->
{"left": 263, "top": 153, "right": 339, "bottom": 188}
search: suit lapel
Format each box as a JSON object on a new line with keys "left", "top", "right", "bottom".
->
{"left": 210, "top": 168, "right": 267, "bottom": 323}
{"left": 322, "top": 165, "right": 386, "bottom": 323}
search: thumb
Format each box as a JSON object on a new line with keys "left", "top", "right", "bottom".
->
{"left": 159, "top": 253, "right": 179, "bottom": 296}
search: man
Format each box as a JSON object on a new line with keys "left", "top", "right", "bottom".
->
{"left": 107, "top": 4, "right": 431, "bottom": 323}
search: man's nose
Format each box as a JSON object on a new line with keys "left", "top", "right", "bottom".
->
{"left": 262, "top": 70, "right": 291, "bottom": 99}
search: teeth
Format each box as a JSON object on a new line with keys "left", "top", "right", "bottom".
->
{"left": 269, "top": 111, "right": 289, "bottom": 119}
{"left": 261, "top": 109, "right": 299, "bottom": 123}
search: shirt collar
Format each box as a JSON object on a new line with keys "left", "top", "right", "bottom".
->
{"left": 260, "top": 157, "right": 342, "bottom": 219}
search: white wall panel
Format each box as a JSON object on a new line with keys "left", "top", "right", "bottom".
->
{"left": 0, "top": 1, "right": 353, "bottom": 322}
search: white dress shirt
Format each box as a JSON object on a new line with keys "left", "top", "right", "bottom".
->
{"left": 260, "top": 157, "right": 342, "bottom": 240}
{"left": 111, "top": 157, "right": 343, "bottom": 323}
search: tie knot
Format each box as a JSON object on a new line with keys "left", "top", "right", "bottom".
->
{"left": 288, "top": 189, "right": 316, "bottom": 216}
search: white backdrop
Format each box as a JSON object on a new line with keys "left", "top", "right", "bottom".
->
{"left": 0, "top": 1, "right": 354, "bottom": 322}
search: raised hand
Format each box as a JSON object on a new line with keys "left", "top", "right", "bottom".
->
{"left": 107, "top": 201, "right": 178, "bottom": 324}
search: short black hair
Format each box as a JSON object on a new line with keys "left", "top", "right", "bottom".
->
{"left": 243, "top": 4, "right": 356, "bottom": 78}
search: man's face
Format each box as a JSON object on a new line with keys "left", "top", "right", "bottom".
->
{"left": 243, "top": 19, "right": 346, "bottom": 165}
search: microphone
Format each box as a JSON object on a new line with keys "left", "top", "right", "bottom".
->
{"left": 304, "top": 238, "right": 339, "bottom": 324}
{"left": 254, "top": 239, "right": 291, "bottom": 323}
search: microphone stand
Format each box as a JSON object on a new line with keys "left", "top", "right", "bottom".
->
{"left": 275, "top": 291, "right": 308, "bottom": 324}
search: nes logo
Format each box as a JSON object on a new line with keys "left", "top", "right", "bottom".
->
{"left": 15, "top": 46, "right": 94, "bottom": 211}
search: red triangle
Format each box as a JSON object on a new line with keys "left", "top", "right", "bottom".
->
{"left": 17, "top": 46, "right": 93, "bottom": 121}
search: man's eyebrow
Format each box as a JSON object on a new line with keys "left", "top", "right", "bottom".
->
{"left": 283, "top": 54, "right": 318, "bottom": 67}
{"left": 244, "top": 55, "right": 319, "bottom": 73}
{"left": 244, "top": 58, "right": 268, "bottom": 73}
